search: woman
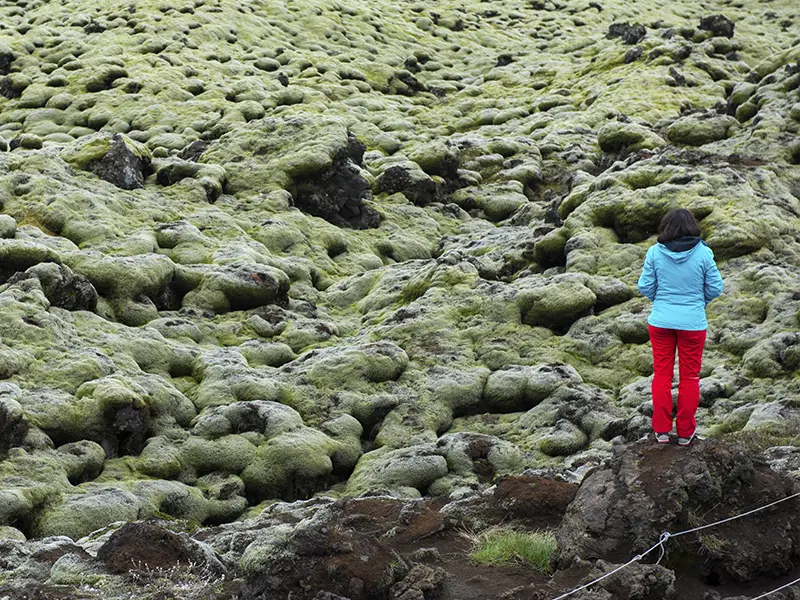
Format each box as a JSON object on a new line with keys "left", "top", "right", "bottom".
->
{"left": 637, "top": 208, "right": 723, "bottom": 446}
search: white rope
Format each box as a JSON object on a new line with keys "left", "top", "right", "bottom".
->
{"left": 666, "top": 491, "right": 800, "bottom": 539}
{"left": 549, "top": 491, "right": 800, "bottom": 600}
{"left": 549, "top": 533, "right": 670, "bottom": 600}
{"left": 748, "top": 575, "right": 800, "bottom": 600}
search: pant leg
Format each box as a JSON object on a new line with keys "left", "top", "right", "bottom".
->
{"left": 649, "top": 325, "right": 677, "bottom": 434}
{"left": 675, "top": 329, "right": 707, "bottom": 438}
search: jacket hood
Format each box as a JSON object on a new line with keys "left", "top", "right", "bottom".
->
{"left": 657, "top": 237, "right": 704, "bottom": 263}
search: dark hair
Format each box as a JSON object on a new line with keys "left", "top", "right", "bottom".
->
{"left": 657, "top": 208, "right": 701, "bottom": 243}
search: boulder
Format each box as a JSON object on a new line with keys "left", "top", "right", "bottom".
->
{"left": 597, "top": 122, "right": 666, "bottom": 153}
{"left": 294, "top": 133, "right": 380, "bottom": 230}
{"left": 179, "top": 263, "right": 290, "bottom": 314}
{"left": 7, "top": 263, "right": 98, "bottom": 312}
{"left": 0, "top": 394, "right": 28, "bottom": 457}
{"left": 61, "top": 133, "right": 152, "bottom": 190}
{"left": 666, "top": 115, "right": 734, "bottom": 146}
{"left": 516, "top": 277, "right": 597, "bottom": 331}
{"left": 484, "top": 364, "right": 583, "bottom": 412}
{"left": 556, "top": 440, "right": 800, "bottom": 584}
{"left": 375, "top": 164, "right": 439, "bottom": 206}
{"left": 32, "top": 486, "right": 141, "bottom": 540}
{"left": 699, "top": 15, "right": 735, "bottom": 38}
{"left": 346, "top": 445, "right": 449, "bottom": 496}
{"left": 97, "top": 521, "right": 224, "bottom": 575}
{"left": 241, "top": 503, "right": 408, "bottom": 600}
{"left": 0, "top": 43, "right": 13, "bottom": 75}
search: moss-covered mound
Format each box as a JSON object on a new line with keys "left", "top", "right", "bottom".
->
{"left": 0, "top": 0, "right": 799, "bottom": 557}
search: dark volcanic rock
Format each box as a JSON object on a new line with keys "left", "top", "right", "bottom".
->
{"left": 97, "top": 522, "right": 222, "bottom": 574}
{"left": 104, "top": 404, "right": 151, "bottom": 457}
{"left": 294, "top": 133, "right": 380, "bottom": 229}
{"left": 624, "top": 47, "right": 643, "bottom": 63}
{"left": 623, "top": 24, "right": 647, "bottom": 45}
{"left": 442, "top": 475, "right": 578, "bottom": 530}
{"left": 0, "top": 46, "right": 13, "bottom": 76}
{"left": 0, "top": 77, "right": 21, "bottom": 99}
{"left": 242, "top": 504, "right": 407, "bottom": 600}
{"left": 582, "top": 558, "right": 676, "bottom": 599}
{"left": 608, "top": 22, "right": 646, "bottom": 45}
{"left": 8, "top": 264, "right": 98, "bottom": 312}
{"left": 699, "top": 15, "right": 735, "bottom": 38}
{"left": 376, "top": 165, "right": 439, "bottom": 206}
{"left": 0, "top": 396, "right": 28, "bottom": 457}
{"left": 556, "top": 440, "right": 800, "bottom": 584}
{"left": 178, "top": 140, "right": 210, "bottom": 162}
{"left": 91, "top": 134, "right": 151, "bottom": 190}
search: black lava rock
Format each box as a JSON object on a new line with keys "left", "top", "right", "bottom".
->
{"left": 608, "top": 22, "right": 647, "bottom": 45}
{"left": 91, "top": 133, "right": 151, "bottom": 190}
{"left": 294, "top": 134, "right": 380, "bottom": 230}
{"left": 699, "top": 14, "right": 735, "bottom": 38}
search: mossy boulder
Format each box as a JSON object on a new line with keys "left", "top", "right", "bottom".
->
{"left": 56, "top": 441, "right": 106, "bottom": 484}
{"left": 346, "top": 445, "right": 449, "bottom": 496}
{"left": 179, "top": 263, "right": 290, "bottom": 314}
{"left": 0, "top": 239, "right": 61, "bottom": 279}
{"left": 28, "top": 376, "right": 153, "bottom": 455}
{"left": 240, "top": 429, "right": 341, "bottom": 501}
{"left": 516, "top": 277, "right": 597, "bottom": 331}
{"left": 61, "top": 133, "right": 152, "bottom": 190}
{"left": 742, "top": 333, "right": 800, "bottom": 378}
{"left": 7, "top": 263, "right": 98, "bottom": 311}
{"left": 0, "top": 525, "right": 26, "bottom": 541}
{"left": 65, "top": 252, "right": 174, "bottom": 325}
{"left": 0, "top": 215, "right": 16, "bottom": 239}
{"left": 49, "top": 553, "right": 107, "bottom": 586}
{"left": 666, "top": 115, "right": 735, "bottom": 146}
{"left": 485, "top": 364, "right": 583, "bottom": 412}
{"left": 154, "top": 158, "right": 227, "bottom": 202}
{"left": 538, "top": 419, "right": 590, "bottom": 457}
{"left": 302, "top": 342, "right": 409, "bottom": 390}
{"left": 597, "top": 122, "right": 666, "bottom": 153}
{"left": 200, "top": 115, "right": 352, "bottom": 192}
{"left": 32, "top": 486, "right": 140, "bottom": 540}
{"left": 85, "top": 65, "right": 128, "bottom": 92}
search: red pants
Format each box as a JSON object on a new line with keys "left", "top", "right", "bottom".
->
{"left": 649, "top": 325, "right": 706, "bottom": 438}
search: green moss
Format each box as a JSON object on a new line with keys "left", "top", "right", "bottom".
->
{"left": 666, "top": 115, "right": 735, "bottom": 146}
{"left": 516, "top": 279, "right": 596, "bottom": 330}
{"left": 179, "top": 434, "right": 257, "bottom": 477}
{"left": 61, "top": 132, "right": 151, "bottom": 171}
{"left": 32, "top": 486, "right": 140, "bottom": 540}
{"left": 240, "top": 429, "right": 340, "bottom": 501}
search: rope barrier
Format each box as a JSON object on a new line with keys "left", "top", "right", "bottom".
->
{"left": 748, "top": 575, "right": 800, "bottom": 600}
{"left": 664, "top": 491, "right": 800, "bottom": 540}
{"left": 549, "top": 491, "right": 800, "bottom": 600}
{"left": 549, "top": 534, "right": 670, "bottom": 600}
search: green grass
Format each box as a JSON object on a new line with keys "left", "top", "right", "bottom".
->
{"left": 467, "top": 528, "right": 557, "bottom": 572}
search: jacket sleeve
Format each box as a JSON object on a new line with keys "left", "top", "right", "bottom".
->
{"left": 637, "top": 248, "right": 657, "bottom": 301}
{"left": 704, "top": 250, "right": 723, "bottom": 303}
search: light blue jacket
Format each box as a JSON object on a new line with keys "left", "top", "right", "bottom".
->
{"left": 637, "top": 238, "right": 723, "bottom": 331}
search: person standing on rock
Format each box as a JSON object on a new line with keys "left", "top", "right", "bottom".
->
{"left": 637, "top": 208, "right": 723, "bottom": 446}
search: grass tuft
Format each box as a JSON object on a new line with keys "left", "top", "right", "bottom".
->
{"left": 466, "top": 527, "right": 557, "bottom": 573}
